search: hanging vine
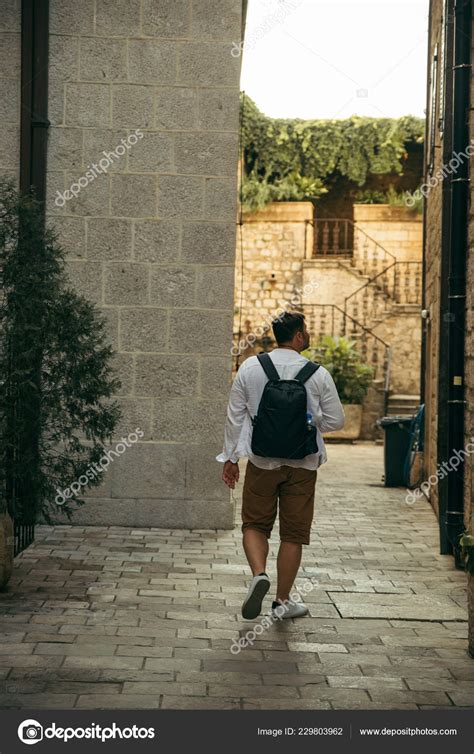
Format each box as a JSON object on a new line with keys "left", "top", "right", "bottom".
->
{"left": 241, "top": 95, "right": 425, "bottom": 212}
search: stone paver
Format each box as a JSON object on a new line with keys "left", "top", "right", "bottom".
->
{"left": 0, "top": 443, "right": 471, "bottom": 709}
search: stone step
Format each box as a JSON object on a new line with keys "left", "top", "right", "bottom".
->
{"left": 388, "top": 400, "right": 420, "bottom": 407}
{"left": 338, "top": 260, "right": 371, "bottom": 282}
{"left": 387, "top": 407, "right": 418, "bottom": 416}
{"left": 390, "top": 394, "right": 421, "bottom": 401}
{"left": 387, "top": 394, "right": 420, "bottom": 416}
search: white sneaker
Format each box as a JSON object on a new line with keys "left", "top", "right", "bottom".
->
{"left": 272, "top": 599, "right": 309, "bottom": 619}
{"left": 241, "top": 574, "right": 271, "bottom": 619}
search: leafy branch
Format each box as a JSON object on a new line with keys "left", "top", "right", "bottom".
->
{"left": 241, "top": 95, "right": 425, "bottom": 212}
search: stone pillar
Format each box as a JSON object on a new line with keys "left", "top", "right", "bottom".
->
{"left": 0, "top": 1, "right": 21, "bottom": 184}
{"left": 44, "top": 0, "right": 244, "bottom": 528}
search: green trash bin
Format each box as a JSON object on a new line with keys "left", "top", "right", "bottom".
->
{"left": 377, "top": 415, "right": 413, "bottom": 487}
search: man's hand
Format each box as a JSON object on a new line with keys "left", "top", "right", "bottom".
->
{"left": 222, "top": 460, "right": 239, "bottom": 489}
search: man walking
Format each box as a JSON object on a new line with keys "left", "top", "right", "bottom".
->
{"left": 217, "top": 312, "right": 345, "bottom": 620}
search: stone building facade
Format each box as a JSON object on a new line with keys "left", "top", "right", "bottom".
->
{"left": 235, "top": 201, "right": 423, "bottom": 401}
{"left": 353, "top": 205, "right": 424, "bottom": 262}
{"left": 1, "top": 0, "right": 246, "bottom": 529}
{"left": 423, "top": 0, "right": 474, "bottom": 653}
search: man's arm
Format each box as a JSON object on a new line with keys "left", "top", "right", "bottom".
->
{"left": 216, "top": 365, "right": 248, "bottom": 465}
{"left": 312, "top": 369, "right": 345, "bottom": 433}
{"left": 217, "top": 366, "right": 248, "bottom": 490}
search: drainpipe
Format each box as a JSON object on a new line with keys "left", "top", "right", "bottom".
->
{"left": 11, "top": 0, "right": 49, "bottom": 529}
{"left": 437, "top": 0, "right": 456, "bottom": 556}
{"left": 20, "top": 0, "right": 50, "bottom": 204}
{"left": 443, "top": 0, "right": 471, "bottom": 567}
{"left": 419, "top": 2, "right": 433, "bottom": 408}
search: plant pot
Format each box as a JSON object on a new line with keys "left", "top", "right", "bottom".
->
{"left": 324, "top": 404, "right": 363, "bottom": 441}
{"left": 0, "top": 512, "right": 14, "bottom": 589}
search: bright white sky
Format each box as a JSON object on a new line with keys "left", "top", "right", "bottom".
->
{"left": 240, "top": 0, "right": 430, "bottom": 119}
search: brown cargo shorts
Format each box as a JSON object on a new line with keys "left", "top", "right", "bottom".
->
{"left": 241, "top": 460, "right": 317, "bottom": 545}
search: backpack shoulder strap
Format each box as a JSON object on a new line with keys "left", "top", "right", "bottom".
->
{"left": 257, "top": 353, "right": 280, "bottom": 381}
{"left": 295, "top": 360, "right": 320, "bottom": 384}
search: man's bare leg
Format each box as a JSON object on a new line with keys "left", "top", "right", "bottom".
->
{"left": 243, "top": 528, "right": 269, "bottom": 576}
{"left": 276, "top": 542, "right": 302, "bottom": 602}
{"left": 241, "top": 528, "right": 271, "bottom": 619}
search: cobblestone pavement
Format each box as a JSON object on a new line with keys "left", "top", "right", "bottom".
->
{"left": 0, "top": 444, "right": 472, "bottom": 710}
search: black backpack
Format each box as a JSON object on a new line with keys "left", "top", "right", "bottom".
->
{"left": 251, "top": 353, "right": 320, "bottom": 459}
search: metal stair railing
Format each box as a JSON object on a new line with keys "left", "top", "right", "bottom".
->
{"left": 351, "top": 222, "right": 397, "bottom": 280}
{"left": 344, "top": 262, "right": 396, "bottom": 329}
{"left": 393, "top": 261, "right": 423, "bottom": 305}
{"left": 344, "top": 260, "right": 423, "bottom": 329}
{"left": 303, "top": 302, "right": 392, "bottom": 396}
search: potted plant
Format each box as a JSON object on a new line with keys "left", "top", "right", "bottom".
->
{"left": 0, "top": 181, "right": 121, "bottom": 584}
{"left": 303, "top": 336, "right": 373, "bottom": 440}
{"left": 0, "top": 502, "right": 13, "bottom": 590}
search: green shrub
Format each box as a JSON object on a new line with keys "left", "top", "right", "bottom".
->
{"left": 351, "top": 186, "right": 423, "bottom": 213}
{"left": 0, "top": 180, "right": 121, "bottom": 523}
{"left": 386, "top": 186, "right": 423, "bottom": 213}
{"left": 302, "top": 336, "right": 373, "bottom": 404}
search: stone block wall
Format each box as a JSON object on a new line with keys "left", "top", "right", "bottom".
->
{"left": 423, "top": 0, "right": 474, "bottom": 656}
{"left": 301, "top": 259, "right": 362, "bottom": 308}
{"left": 353, "top": 204, "right": 423, "bottom": 263}
{"left": 234, "top": 202, "right": 313, "bottom": 352}
{"left": 360, "top": 381, "right": 385, "bottom": 441}
{"left": 43, "top": 0, "right": 244, "bottom": 528}
{"left": 422, "top": 0, "right": 444, "bottom": 521}
{"left": 371, "top": 308, "right": 422, "bottom": 396}
{"left": 0, "top": 1, "right": 21, "bottom": 184}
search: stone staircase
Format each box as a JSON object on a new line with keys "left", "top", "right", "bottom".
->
{"left": 303, "top": 303, "right": 391, "bottom": 390}
{"left": 341, "top": 225, "right": 422, "bottom": 331}
{"left": 386, "top": 393, "right": 421, "bottom": 417}
{"left": 339, "top": 260, "right": 392, "bottom": 329}
{"left": 309, "top": 219, "right": 423, "bottom": 413}
{"left": 311, "top": 219, "right": 422, "bottom": 330}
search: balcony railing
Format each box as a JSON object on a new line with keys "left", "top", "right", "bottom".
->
{"left": 313, "top": 219, "right": 354, "bottom": 256}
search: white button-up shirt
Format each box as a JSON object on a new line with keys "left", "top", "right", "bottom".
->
{"left": 216, "top": 348, "right": 345, "bottom": 470}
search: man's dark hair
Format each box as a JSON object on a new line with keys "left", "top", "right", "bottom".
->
{"left": 272, "top": 311, "right": 306, "bottom": 345}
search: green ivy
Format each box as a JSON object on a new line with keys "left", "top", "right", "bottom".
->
{"left": 354, "top": 186, "right": 423, "bottom": 214}
{"left": 241, "top": 95, "right": 425, "bottom": 212}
